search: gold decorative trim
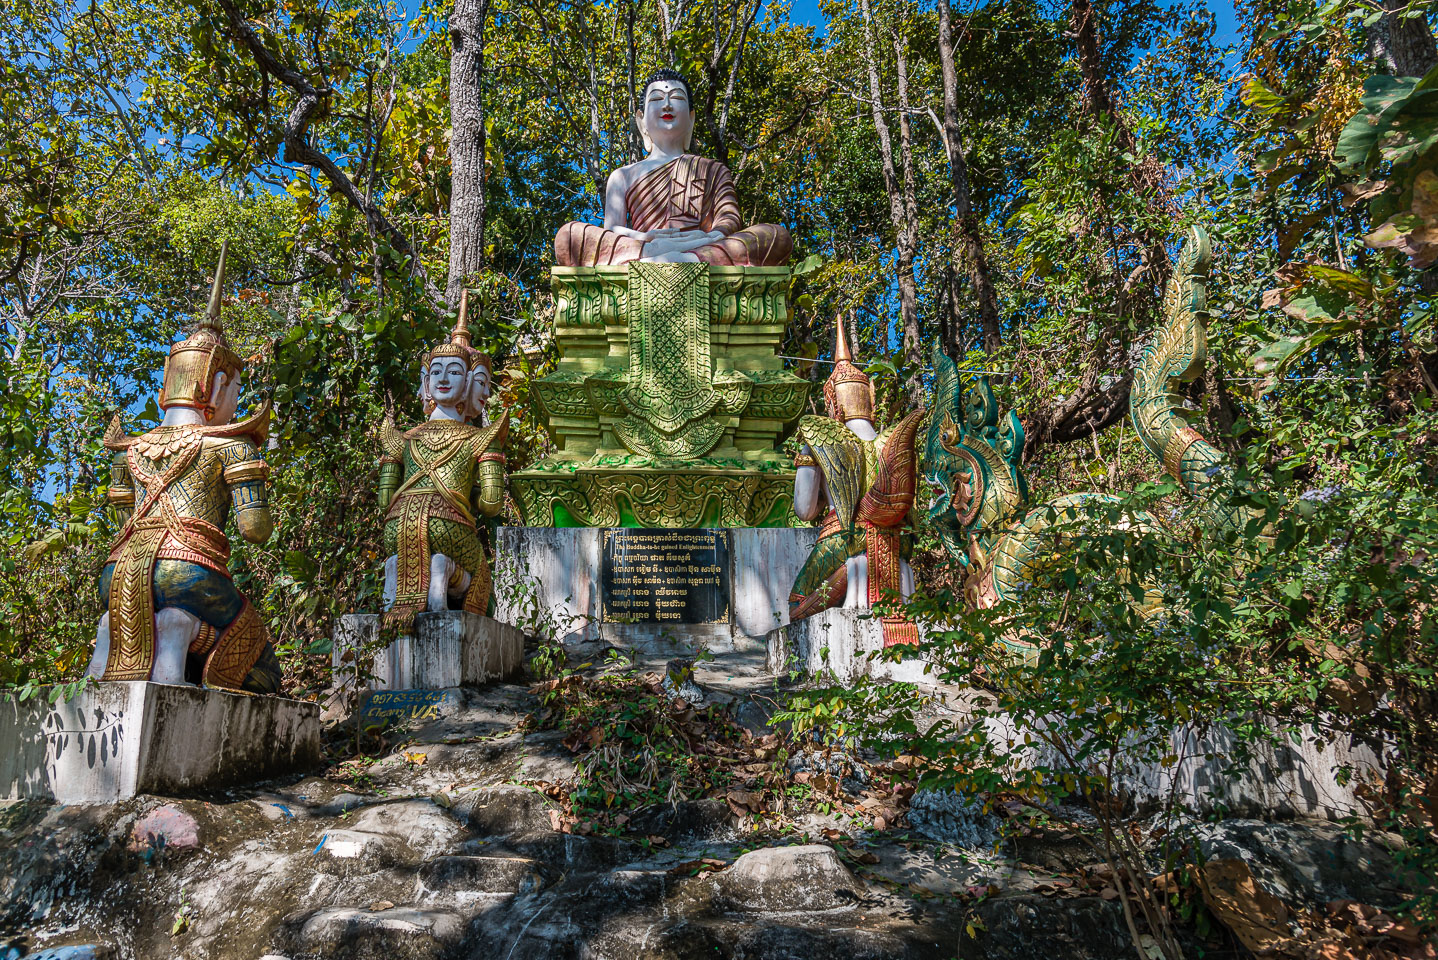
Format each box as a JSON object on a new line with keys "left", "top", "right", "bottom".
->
{"left": 223, "top": 460, "right": 270, "bottom": 484}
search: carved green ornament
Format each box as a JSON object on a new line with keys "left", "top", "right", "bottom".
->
{"left": 513, "top": 263, "right": 810, "bottom": 528}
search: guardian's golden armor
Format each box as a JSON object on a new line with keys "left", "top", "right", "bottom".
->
{"left": 90, "top": 242, "right": 280, "bottom": 692}
{"left": 789, "top": 319, "right": 923, "bottom": 647}
{"left": 379, "top": 292, "right": 508, "bottom": 633}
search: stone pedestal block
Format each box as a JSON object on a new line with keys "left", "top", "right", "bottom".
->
{"left": 494, "top": 525, "right": 819, "bottom": 653}
{"left": 0, "top": 682, "right": 321, "bottom": 803}
{"left": 513, "top": 265, "right": 810, "bottom": 529}
{"left": 332, "top": 612, "right": 523, "bottom": 691}
{"left": 766, "top": 608, "right": 931, "bottom": 684}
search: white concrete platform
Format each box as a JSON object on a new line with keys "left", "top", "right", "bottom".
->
{"left": 493, "top": 526, "right": 818, "bottom": 653}
{"left": 0, "top": 682, "right": 321, "bottom": 803}
{"left": 333, "top": 612, "right": 523, "bottom": 691}
{"left": 766, "top": 607, "right": 932, "bottom": 684}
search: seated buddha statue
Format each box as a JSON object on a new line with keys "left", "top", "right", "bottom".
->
{"left": 554, "top": 69, "right": 791, "bottom": 267}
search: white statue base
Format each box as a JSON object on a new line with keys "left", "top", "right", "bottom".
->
{"left": 1, "top": 682, "right": 321, "bottom": 803}
{"left": 766, "top": 607, "right": 932, "bottom": 684}
{"left": 493, "top": 526, "right": 819, "bottom": 654}
{"left": 332, "top": 611, "right": 523, "bottom": 691}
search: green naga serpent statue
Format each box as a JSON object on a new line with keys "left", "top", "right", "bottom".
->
{"left": 923, "top": 226, "right": 1253, "bottom": 639}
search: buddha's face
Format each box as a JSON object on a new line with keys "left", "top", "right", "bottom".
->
{"left": 637, "top": 79, "right": 693, "bottom": 151}
{"left": 427, "top": 357, "right": 469, "bottom": 409}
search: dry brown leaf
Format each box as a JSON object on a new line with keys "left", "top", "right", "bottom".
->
{"left": 369, "top": 900, "right": 394, "bottom": 911}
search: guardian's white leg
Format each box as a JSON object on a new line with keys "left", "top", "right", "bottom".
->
{"left": 86, "top": 614, "right": 111, "bottom": 680}
{"left": 900, "top": 559, "right": 915, "bottom": 599}
{"left": 152, "top": 608, "right": 201, "bottom": 686}
{"left": 428, "top": 553, "right": 456, "bottom": 612}
{"left": 447, "top": 569, "right": 473, "bottom": 605}
{"left": 844, "top": 555, "right": 870, "bottom": 610}
{"left": 382, "top": 555, "right": 398, "bottom": 609}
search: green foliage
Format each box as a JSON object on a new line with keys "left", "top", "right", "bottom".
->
{"left": 528, "top": 659, "right": 751, "bottom": 821}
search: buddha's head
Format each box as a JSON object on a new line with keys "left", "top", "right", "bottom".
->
{"left": 636, "top": 68, "right": 694, "bottom": 153}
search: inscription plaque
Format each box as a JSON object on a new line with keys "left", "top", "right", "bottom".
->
{"left": 601, "top": 528, "right": 731, "bottom": 624}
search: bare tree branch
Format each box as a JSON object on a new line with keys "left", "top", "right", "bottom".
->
{"left": 211, "top": 0, "right": 443, "bottom": 308}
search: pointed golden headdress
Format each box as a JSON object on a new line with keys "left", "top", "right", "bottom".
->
{"left": 823, "top": 313, "right": 875, "bottom": 422}
{"left": 424, "top": 289, "right": 492, "bottom": 374}
{"left": 159, "top": 239, "right": 245, "bottom": 414}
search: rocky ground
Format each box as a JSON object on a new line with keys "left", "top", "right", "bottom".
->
{"left": 0, "top": 649, "right": 1422, "bottom": 960}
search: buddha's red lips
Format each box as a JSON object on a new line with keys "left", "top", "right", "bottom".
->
{"left": 661, "top": 113, "right": 674, "bottom": 120}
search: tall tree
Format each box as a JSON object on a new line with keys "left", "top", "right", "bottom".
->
{"left": 858, "top": 0, "right": 923, "bottom": 404}
{"left": 1369, "top": 0, "right": 1438, "bottom": 76}
{"left": 935, "top": 0, "right": 1002, "bottom": 355}
{"left": 448, "top": 0, "right": 493, "bottom": 308}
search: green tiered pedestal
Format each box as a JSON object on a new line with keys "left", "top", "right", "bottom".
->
{"left": 512, "top": 262, "right": 810, "bottom": 528}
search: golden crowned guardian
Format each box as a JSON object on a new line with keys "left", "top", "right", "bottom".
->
{"left": 789, "top": 316, "right": 925, "bottom": 646}
{"left": 86, "top": 241, "right": 281, "bottom": 692}
{"left": 379, "top": 290, "right": 508, "bottom": 633}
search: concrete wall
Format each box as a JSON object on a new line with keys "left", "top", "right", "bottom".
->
{"left": 1, "top": 682, "right": 321, "bottom": 803}
{"left": 767, "top": 608, "right": 932, "bottom": 684}
{"left": 768, "top": 610, "right": 1382, "bottom": 822}
{"left": 332, "top": 613, "right": 522, "bottom": 690}
{"left": 493, "top": 526, "right": 819, "bottom": 653}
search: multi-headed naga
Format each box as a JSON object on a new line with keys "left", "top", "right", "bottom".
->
{"left": 923, "top": 227, "right": 1251, "bottom": 634}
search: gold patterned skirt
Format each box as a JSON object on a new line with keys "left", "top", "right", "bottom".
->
{"left": 382, "top": 492, "right": 489, "bottom": 632}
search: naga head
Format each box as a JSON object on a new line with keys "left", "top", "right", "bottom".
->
{"left": 922, "top": 343, "right": 977, "bottom": 562}
{"left": 921, "top": 343, "right": 1029, "bottom": 566}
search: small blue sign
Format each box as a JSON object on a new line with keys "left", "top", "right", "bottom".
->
{"left": 359, "top": 689, "right": 456, "bottom": 726}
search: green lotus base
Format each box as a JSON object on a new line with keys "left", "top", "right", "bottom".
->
{"left": 510, "top": 462, "right": 797, "bottom": 528}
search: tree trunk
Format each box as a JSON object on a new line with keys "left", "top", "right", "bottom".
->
{"left": 891, "top": 27, "right": 925, "bottom": 405}
{"left": 937, "top": 0, "right": 1003, "bottom": 355}
{"left": 625, "top": 1, "right": 642, "bottom": 162}
{"left": 1370, "top": 0, "right": 1438, "bottom": 76}
{"left": 448, "top": 0, "right": 491, "bottom": 310}
{"left": 1069, "top": 0, "right": 1171, "bottom": 274}
{"left": 858, "top": 0, "right": 922, "bottom": 407}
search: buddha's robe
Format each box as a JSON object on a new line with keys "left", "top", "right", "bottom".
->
{"left": 789, "top": 410, "right": 926, "bottom": 647}
{"left": 555, "top": 155, "right": 791, "bottom": 267}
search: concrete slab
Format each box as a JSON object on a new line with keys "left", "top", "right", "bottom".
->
{"left": 767, "top": 607, "right": 932, "bottom": 684}
{"left": 332, "top": 612, "right": 523, "bottom": 691}
{"left": 0, "top": 682, "right": 321, "bottom": 803}
{"left": 999, "top": 713, "right": 1388, "bottom": 822}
